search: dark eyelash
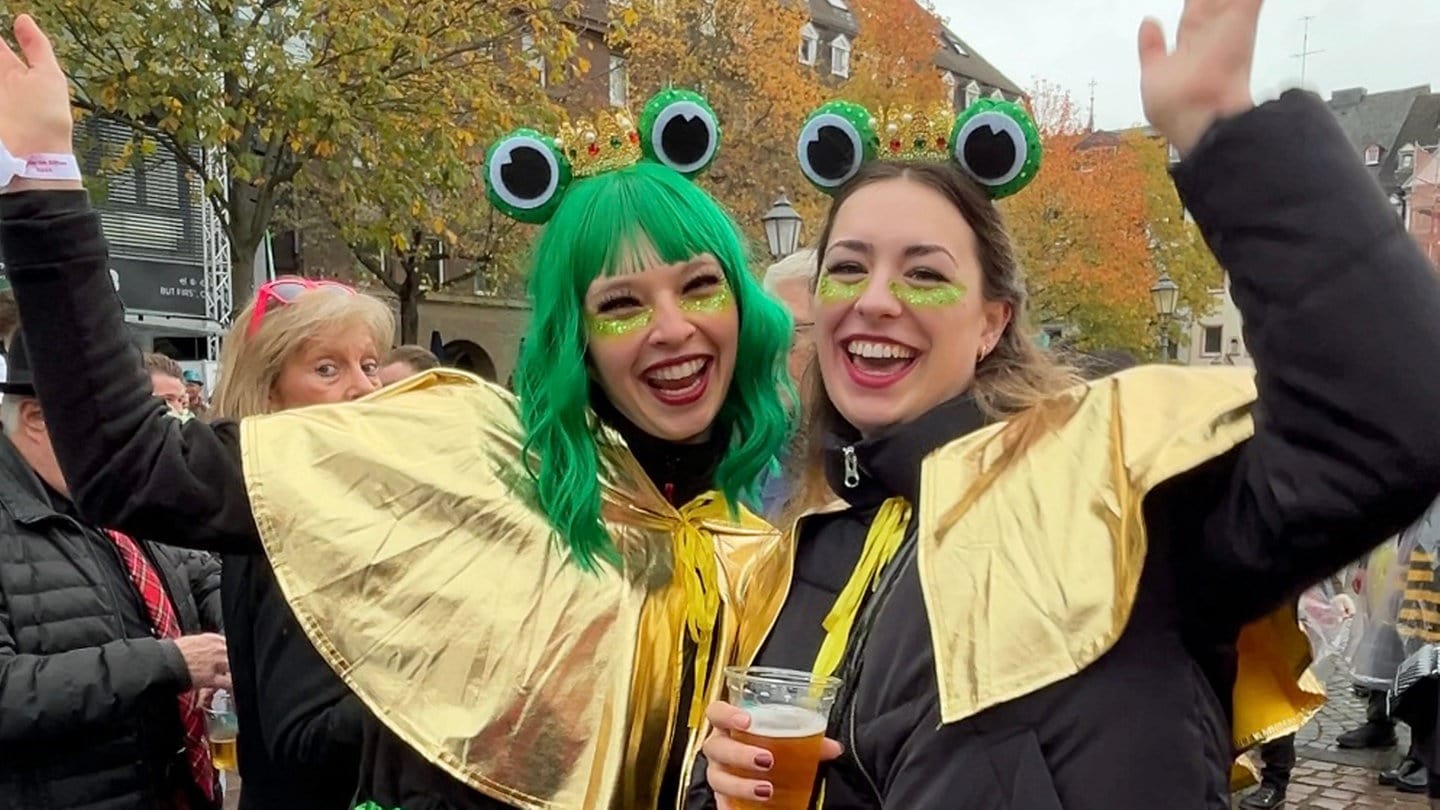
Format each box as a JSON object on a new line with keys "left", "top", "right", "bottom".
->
{"left": 684, "top": 273, "right": 723, "bottom": 293}
{"left": 910, "top": 268, "right": 947, "bottom": 282}
{"left": 827, "top": 262, "right": 865, "bottom": 274}
{"left": 597, "top": 295, "right": 641, "bottom": 313}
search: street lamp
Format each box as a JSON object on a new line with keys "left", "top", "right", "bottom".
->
{"left": 1150, "top": 272, "right": 1179, "bottom": 362}
{"left": 762, "top": 191, "right": 803, "bottom": 259}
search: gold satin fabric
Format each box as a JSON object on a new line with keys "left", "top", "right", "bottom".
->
{"left": 240, "top": 370, "right": 791, "bottom": 809}
{"left": 917, "top": 365, "right": 1323, "bottom": 752}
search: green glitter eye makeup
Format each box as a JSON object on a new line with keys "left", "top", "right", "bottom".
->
{"left": 889, "top": 281, "right": 966, "bottom": 308}
{"left": 679, "top": 284, "right": 733, "bottom": 314}
{"left": 586, "top": 283, "right": 733, "bottom": 339}
{"left": 818, "top": 272, "right": 867, "bottom": 303}
{"left": 586, "top": 309, "right": 653, "bottom": 338}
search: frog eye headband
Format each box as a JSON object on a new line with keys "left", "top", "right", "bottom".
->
{"left": 484, "top": 89, "right": 722, "bottom": 224}
{"left": 796, "top": 97, "right": 1042, "bottom": 200}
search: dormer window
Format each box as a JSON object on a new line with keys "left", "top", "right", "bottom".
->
{"left": 1365, "top": 144, "right": 1381, "bottom": 166}
{"left": 830, "top": 35, "right": 851, "bottom": 78}
{"left": 798, "top": 23, "right": 818, "bottom": 66}
{"left": 1401, "top": 143, "right": 1416, "bottom": 170}
{"left": 941, "top": 71, "right": 957, "bottom": 108}
{"left": 965, "top": 80, "right": 980, "bottom": 108}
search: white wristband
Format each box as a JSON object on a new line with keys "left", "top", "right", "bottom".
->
{"left": 0, "top": 141, "right": 81, "bottom": 188}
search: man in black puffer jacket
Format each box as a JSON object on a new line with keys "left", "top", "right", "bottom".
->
{"left": 0, "top": 330, "right": 231, "bottom": 810}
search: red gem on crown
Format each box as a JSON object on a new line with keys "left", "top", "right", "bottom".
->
{"left": 587, "top": 143, "right": 601, "bottom": 156}
{"left": 889, "top": 140, "right": 902, "bottom": 152}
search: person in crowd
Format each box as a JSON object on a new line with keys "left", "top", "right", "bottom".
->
{"left": 0, "top": 25, "right": 792, "bottom": 809}
{"left": 377, "top": 343, "right": 441, "bottom": 386}
{"left": 0, "top": 328, "right": 229, "bottom": 810}
{"left": 144, "top": 352, "right": 189, "bottom": 413}
{"left": 763, "top": 248, "right": 818, "bottom": 388}
{"left": 759, "top": 247, "right": 818, "bottom": 519}
{"left": 1239, "top": 735, "right": 1297, "bottom": 809}
{"left": 1384, "top": 494, "right": 1440, "bottom": 805}
{"left": 182, "top": 368, "right": 208, "bottom": 418}
{"left": 0, "top": 290, "right": 13, "bottom": 382}
{"left": 701, "top": 1, "right": 1440, "bottom": 808}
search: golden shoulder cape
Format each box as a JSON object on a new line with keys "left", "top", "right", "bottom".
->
{"left": 239, "top": 371, "right": 791, "bottom": 809}
{"left": 916, "top": 366, "right": 1322, "bottom": 754}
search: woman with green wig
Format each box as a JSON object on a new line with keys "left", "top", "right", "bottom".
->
{"left": 0, "top": 21, "right": 795, "bottom": 808}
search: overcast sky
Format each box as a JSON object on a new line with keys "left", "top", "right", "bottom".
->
{"left": 930, "top": 0, "right": 1440, "bottom": 129}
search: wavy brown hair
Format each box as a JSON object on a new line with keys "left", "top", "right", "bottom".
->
{"left": 781, "top": 160, "right": 1082, "bottom": 522}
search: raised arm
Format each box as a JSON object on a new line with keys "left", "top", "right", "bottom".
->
{"left": 1139, "top": 2, "right": 1440, "bottom": 623}
{"left": 0, "top": 18, "right": 258, "bottom": 552}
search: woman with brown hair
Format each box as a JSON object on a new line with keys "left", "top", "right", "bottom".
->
{"left": 700, "top": 1, "right": 1440, "bottom": 807}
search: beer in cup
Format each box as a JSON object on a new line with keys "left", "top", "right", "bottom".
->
{"left": 205, "top": 690, "right": 239, "bottom": 773}
{"left": 723, "top": 666, "right": 842, "bottom": 810}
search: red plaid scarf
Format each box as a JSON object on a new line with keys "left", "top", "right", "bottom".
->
{"left": 105, "top": 530, "right": 217, "bottom": 805}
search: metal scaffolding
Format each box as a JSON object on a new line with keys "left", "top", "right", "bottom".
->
{"left": 200, "top": 149, "right": 232, "bottom": 361}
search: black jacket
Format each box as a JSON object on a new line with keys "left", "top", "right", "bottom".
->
{"left": 690, "top": 91, "right": 1440, "bottom": 809}
{"left": 0, "top": 433, "right": 222, "bottom": 810}
{"left": 0, "top": 193, "right": 729, "bottom": 809}
{"left": 0, "top": 199, "right": 364, "bottom": 809}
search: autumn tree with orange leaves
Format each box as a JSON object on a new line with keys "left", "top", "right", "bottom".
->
{"left": 842, "top": 0, "right": 947, "bottom": 110}
{"left": 617, "top": 0, "right": 829, "bottom": 252}
{"left": 1003, "top": 81, "right": 1216, "bottom": 355}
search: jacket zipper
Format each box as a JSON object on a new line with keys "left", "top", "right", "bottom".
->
{"left": 842, "top": 446, "right": 860, "bottom": 489}
{"left": 847, "top": 698, "right": 884, "bottom": 804}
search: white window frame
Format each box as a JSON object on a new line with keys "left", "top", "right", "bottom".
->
{"left": 521, "top": 33, "right": 546, "bottom": 88}
{"left": 941, "top": 71, "right": 957, "bottom": 108}
{"left": 964, "top": 80, "right": 980, "bottom": 108}
{"left": 1200, "top": 325, "right": 1224, "bottom": 356}
{"left": 609, "top": 55, "right": 628, "bottom": 108}
{"left": 830, "top": 35, "right": 851, "bottom": 78}
{"left": 990, "top": 88, "right": 1005, "bottom": 100}
{"left": 1365, "top": 144, "right": 1381, "bottom": 166}
{"left": 799, "top": 23, "right": 818, "bottom": 65}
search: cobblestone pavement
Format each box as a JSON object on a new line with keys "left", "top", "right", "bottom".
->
{"left": 1234, "top": 666, "right": 1426, "bottom": 808}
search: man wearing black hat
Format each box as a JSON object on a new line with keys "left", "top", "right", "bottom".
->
{"left": 0, "top": 329, "right": 233, "bottom": 810}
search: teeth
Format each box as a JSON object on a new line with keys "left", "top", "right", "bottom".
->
{"left": 846, "top": 340, "right": 916, "bottom": 360}
{"left": 648, "top": 358, "right": 706, "bottom": 381}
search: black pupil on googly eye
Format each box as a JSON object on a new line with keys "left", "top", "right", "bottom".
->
{"left": 661, "top": 113, "right": 711, "bottom": 166}
{"left": 963, "top": 125, "right": 1019, "bottom": 181}
{"left": 500, "top": 145, "right": 552, "bottom": 200}
{"left": 808, "top": 124, "right": 856, "bottom": 181}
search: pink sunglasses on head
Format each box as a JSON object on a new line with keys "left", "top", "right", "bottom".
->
{"left": 248, "top": 276, "right": 357, "bottom": 336}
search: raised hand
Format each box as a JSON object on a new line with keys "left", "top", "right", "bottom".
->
{"left": 1138, "top": 0, "right": 1262, "bottom": 156}
{"left": 0, "top": 15, "right": 73, "bottom": 157}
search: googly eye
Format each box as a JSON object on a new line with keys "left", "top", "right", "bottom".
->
{"left": 640, "top": 90, "right": 721, "bottom": 178}
{"left": 483, "top": 129, "right": 572, "bottom": 224}
{"left": 797, "top": 101, "right": 877, "bottom": 193}
{"left": 950, "top": 99, "right": 1042, "bottom": 200}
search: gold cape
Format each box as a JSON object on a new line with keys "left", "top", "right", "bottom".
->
{"left": 239, "top": 370, "right": 791, "bottom": 809}
{"left": 916, "top": 366, "right": 1323, "bottom": 753}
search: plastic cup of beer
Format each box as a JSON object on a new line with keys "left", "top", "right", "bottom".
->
{"left": 723, "top": 666, "right": 842, "bottom": 810}
{"left": 205, "top": 689, "right": 239, "bottom": 773}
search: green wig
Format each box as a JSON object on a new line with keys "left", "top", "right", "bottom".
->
{"left": 512, "top": 161, "right": 794, "bottom": 571}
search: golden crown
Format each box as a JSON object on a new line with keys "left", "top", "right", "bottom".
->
{"left": 556, "top": 108, "right": 642, "bottom": 178}
{"left": 877, "top": 105, "right": 954, "bottom": 162}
